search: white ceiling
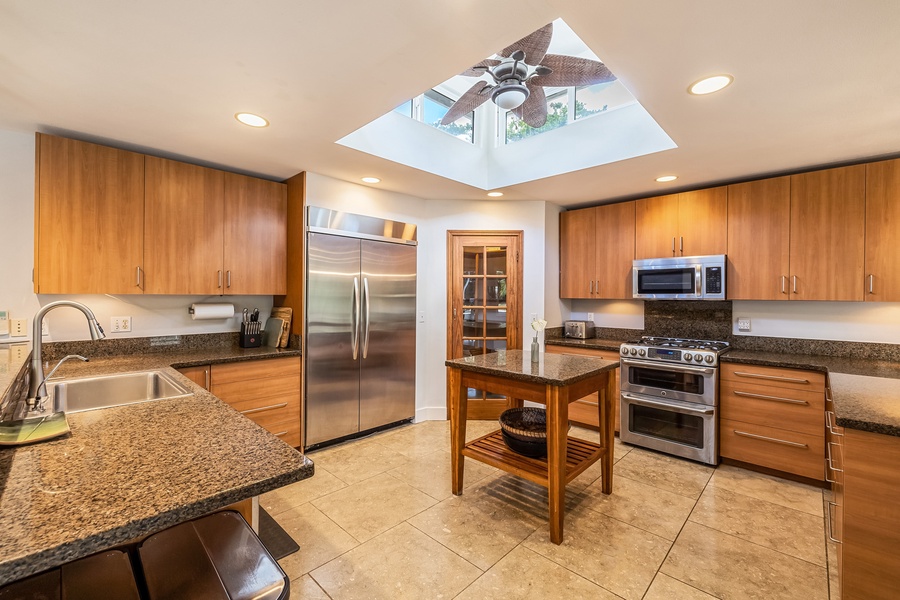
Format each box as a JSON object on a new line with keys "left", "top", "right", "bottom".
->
{"left": 2, "top": 0, "right": 899, "bottom": 208}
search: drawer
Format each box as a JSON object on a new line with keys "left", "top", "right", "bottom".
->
{"left": 720, "top": 380, "right": 824, "bottom": 436}
{"left": 210, "top": 357, "right": 300, "bottom": 384}
{"left": 211, "top": 375, "right": 301, "bottom": 407}
{"left": 232, "top": 393, "right": 299, "bottom": 426}
{"left": 720, "top": 418, "right": 824, "bottom": 480}
{"left": 258, "top": 416, "right": 301, "bottom": 448}
{"left": 721, "top": 363, "right": 825, "bottom": 392}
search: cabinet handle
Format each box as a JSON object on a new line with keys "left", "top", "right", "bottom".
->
{"left": 826, "top": 501, "right": 842, "bottom": 544}
{"left": 792, "top": 275, "right": 798, "bottom": 294}
{"left": 825, "top": 411, "right": 844, "bottom": 437}
{"left": 781, "top": 275, "right": 787, "bottom": 294}
{"left": 826, "top": 441, "right": 843, "bottom": 473}
{"left": 274, "top": 431, "right": 289, "bottom": 437}
{"left": 671, "top": 237, "right": 676, "bottom": 255}
{"left": 204, "top": 368, "right": 210, "bottom": 390}
{"left": 136, "top": 266, "right": 143, "bottom": 289}
{"left": 218, "top": 270, "right": 223, "bottom": 288}
{"left": 732, "top": 371, "right": 811, "bottom": 384}
{"left": 240, "top": 402, "right": 289, "bottom": 416}
{"left": 824, "top": 458, "right": 838, "bottom": 484}
{"left": 226, "top": 270, "right": 232, "bottom": 288}
{"left": 589, "top": 280, "right": 593, "bottom": 294}
{"left": 868, "top": 274, "right": 874, "bottom": 295}
{"left": 679, "top": 236, "right": 684, "bottom": 254}
{"left": 733, "top": 429, "right": 808, "bottom": 448}
{"left": 733, "top": 390, "right": 809, "bottom": 405}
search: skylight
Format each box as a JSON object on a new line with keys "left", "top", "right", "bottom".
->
{"left": 338, "top": 18, "right": 675, "bottom": 190}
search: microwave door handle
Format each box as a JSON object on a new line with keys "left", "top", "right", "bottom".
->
{"left": 620, "top": 358, "right": 716, "bottom": 376}
{"left": 695, "top": 265, "right": 702, "bottom": 296}
{"left": 622, "top": 393, "right": 716, "bottom": 416}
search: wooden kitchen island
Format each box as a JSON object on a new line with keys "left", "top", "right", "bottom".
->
{"left": 446, "top": 349, "right": 619, "bottom": 544}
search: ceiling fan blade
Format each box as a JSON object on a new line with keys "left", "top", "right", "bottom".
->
{"left": 533, "top": 54, "right": 617, "bottom": 87}
{"left": 499, "top": 23, "right": 553, "bottom": 65}
{"left": 440, "top": 81, "right": 493, "bottom": 125}
{"left": 512, "top": 82, "right": 547, "bottom": 128}
{"left": 459, "top": 59, "right": 501, "bottom": 77}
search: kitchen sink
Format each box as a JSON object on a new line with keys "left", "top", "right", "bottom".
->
{"left": 47, "top": 370, "right": 193, "bottom": 413}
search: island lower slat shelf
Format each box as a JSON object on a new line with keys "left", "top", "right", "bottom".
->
{"left": 463, "top": 430, "right": 603, "bottom": 487}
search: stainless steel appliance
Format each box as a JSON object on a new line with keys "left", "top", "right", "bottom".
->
{"left": 305, "top": 207, "right": 417, "bottom": 449}
{"left": 632, "top": 254, "right": 726, "bottom": 300}
{"left": 564, "top": 320, "right": 595, "bottom": 339}
{"left": 619, "top": 336, "right": 730, "bottom": 465}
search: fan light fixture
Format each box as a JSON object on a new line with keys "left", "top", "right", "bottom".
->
{"left": 491, "top": 83, "right": 529, "bottom": 110}
{"left": 234, "top": 112, "right": 269, "bottom": 127}
{"left": 361, "top": 177, "right": 381, "bottom": 184}
{"left": 487, "top": 191, "right": 504, "bottom": 197}
{"left": 688, "top": 75, "right": 733, "bottom": 95}
{"left": 655, "top": 175, "right": 678, "bottom": 182}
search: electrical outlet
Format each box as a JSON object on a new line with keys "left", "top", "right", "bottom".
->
{"left": 111, "top": 316, "right": 132, "bottom": 333}
{"left": 10, "top": 319, "right": 27, "bottom": 337}
{"left": 41, "top": 318, "right": 49, "bottom": 336}
{"left": 587, "top": 312, "right": 594, "bottom": 322}
{"left": 10, "top": 344, "right": 29, "bottom": 361}
{"left": 737, "top": 317, "right": 751, "bottom": 332}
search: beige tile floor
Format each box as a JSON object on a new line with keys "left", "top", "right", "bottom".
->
{"left": 261, "top": 421, "right": 837, "bottom": 600}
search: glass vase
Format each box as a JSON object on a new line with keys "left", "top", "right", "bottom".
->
{"left": 531, "top": 337, "right": 540, "bottom": 363}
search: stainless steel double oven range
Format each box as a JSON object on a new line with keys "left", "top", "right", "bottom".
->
{"left": 619, "top": 337, "right": 730, "bottom": 465}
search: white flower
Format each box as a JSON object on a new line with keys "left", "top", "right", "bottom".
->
{"left": 530, "top": 318, "right": 548, "bottom": 332}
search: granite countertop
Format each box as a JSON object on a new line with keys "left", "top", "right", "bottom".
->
{"left": 446, "top": 349, "right": 618, "bottom": 386}
{"left": 0, "top": 343, "right": 311, "bottom": 585}
{"left": 544, "top": 337, "right": 623, "bottom": 353}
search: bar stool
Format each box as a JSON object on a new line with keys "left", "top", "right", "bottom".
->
{"left": 0, "top": 549, "right": 141, "bottom": 600}
{"left": 137, "top": 511, "right": 289, "bottom": 600}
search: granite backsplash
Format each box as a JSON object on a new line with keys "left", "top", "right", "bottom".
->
{"left": 555, "top": 301, "right": 900, "bottom": 361}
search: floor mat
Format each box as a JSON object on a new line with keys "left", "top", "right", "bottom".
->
{"left": 258, "top": 506, "right": 300, "bottom": 560}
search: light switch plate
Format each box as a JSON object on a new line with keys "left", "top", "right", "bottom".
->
{"left": 737, "top": 317, "right": 751, "bottom": 332}
{"left": 10, "top": 319, "right": 27, "bottom": 337}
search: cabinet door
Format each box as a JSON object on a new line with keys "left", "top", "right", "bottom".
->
{"left": 595, "top": 202, "right": 635, "bottom": 299}
{"left": 634, "top": 194, "right": 678, "bottom": 259}
{"left": 727, "top": 177, "right": 791, "bottom": 300}
{"left": 678, "top": 187, "right": 727, "bottom": 256}
{"left": 790, "top": 165, "right": 866, "bottom": 301}
{"left": 35, "top": 134, "right": 144, "bottom": 294}
{"left": 223, "top": 173, "right": 288, "bottom": 295}
{"left": 864, "top": 159, "right": 900, "bottom": 302}
{"left": 144, "top": 157, "right": 225, "bottom": 294}
{"left": 559, "top": 208, "right": 596, "bottom": 298}
{"left": 177, "top": 365, "right": 210, "bottom": 390}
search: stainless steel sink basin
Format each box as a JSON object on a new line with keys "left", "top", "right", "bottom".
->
{"left": 47, "top": 370, "right": 193, "bottom": 413}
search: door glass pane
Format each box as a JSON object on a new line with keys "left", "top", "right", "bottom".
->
{"left": 463, "top": 247, "right": 484, "bottom": 275}
{"left": 485, "top": 247, "right": 507, "bottom": 275}
{"left": 463, "top": 277, "right": 481, "bottom": 306}
{"left": 485, "top": 277, "right": 506, "bottom": 306}
{"left": 485, "top": 339, "right": 507, "bottom": 352}
{"left": 484, "top": 309, "right": 507, "bottom": 339}
{"left": 462, "top": 339, "right": 485, "bottom": 357}
{"left": 629, "top": 404, "right": 705, "bottom": 448}
{"left": 462, "top": 309, "right": 484, "bottom": 337}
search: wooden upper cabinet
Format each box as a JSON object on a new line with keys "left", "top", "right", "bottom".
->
{"left": 790, "top": 165, "right": 866, "bottom": 301}
{"left": 864, "top": 159, "right": 900, "bottom": 302}
{"left": 34, "top": 134, "right": 145, "bottom": 294}
{"left": 223, "top": 173, "right": 288, "bottom": 295}
{"left": 727, "top": 177, "right": 791, "bottom": 300}
{"left": 559, "top": 207, "right": 596, "bottom": 298}
{"left": 678, "top": 187, "right": 727, "bottom": 256}
{"left": 144, "top": 156, "right": 225, "bottom": 295}
{"left": 595, "top": 201, "right": 635, "bottom": 299}
{"left": 634, "top": 194, "right": 679, "bottom": 259}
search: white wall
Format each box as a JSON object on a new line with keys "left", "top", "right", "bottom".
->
{"left": 731, "top": 301, "right": 900, "bottom": 343}
{"left": 306, "top": 173, "right": 553, "bottom": 421}
{"left": 0, "top": 128, "right": 273, "bottom": 344}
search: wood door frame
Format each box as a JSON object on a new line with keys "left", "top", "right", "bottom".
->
{"left": 446, "top": 230, "right": 524, "bottom": 419}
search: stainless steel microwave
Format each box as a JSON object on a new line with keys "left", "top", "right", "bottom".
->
{"left": 632, "top": 255, "right": 726, "bottom": 300}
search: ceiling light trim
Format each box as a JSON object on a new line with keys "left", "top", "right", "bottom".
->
{"left": 234, "top": 112, "right": 269, "bottom": 127}
{"left": 688, "top": 74, "right": 734, "bottom": 95}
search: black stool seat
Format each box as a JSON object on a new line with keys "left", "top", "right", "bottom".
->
{"left": 138, "top": 511, "right": 289, "bottom": 600}
{"left": 0, "top": 549, "right": 141, "bottom": 600}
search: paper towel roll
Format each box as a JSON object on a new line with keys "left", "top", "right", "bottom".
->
{"left": 190, "top": 303, "right": 235, "bottom": 320}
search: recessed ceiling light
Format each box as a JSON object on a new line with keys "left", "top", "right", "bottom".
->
{"left": 234, "top": 112, "right": 269, "bottom": 127}
{"left": 655, "top": 175, "right": 678, "bottom": 182}
{"left": 361, "top": 177, "right": 381, "bottom": 184}
{"left": 487, "top": 191, "right": 504, "bottom": 198}
{"left": 688, "top": 75, "right": 733, "bottom": 95}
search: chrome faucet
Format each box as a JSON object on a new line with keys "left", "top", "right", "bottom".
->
{"left": 28, "top": 301, "right": 106, "bottom": 400}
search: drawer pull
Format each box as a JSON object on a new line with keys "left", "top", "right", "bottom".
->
{"left": 827, "top": 501, "right": 842, "bottom": 544}
{"left": 824, "top": 458, "right": 838, "bottom": 484}
{"left": 240, "top": 402, "right": 288, "bottom": 416}
{"left": 733, "top": 429, "right": 809, "bottom": 448}
{"left": 825, "top": 411, "right": 844, "bottom": 437}
{"left": 273, "top": 431, "right": 289, "bottom": 437}
{"left": 826, "top": 441, "right": 843, "bottom": 473}
{"left": 733, "top": 390, "right": 809, "bottom": 405}
{"left": 732, "top": 371, "right": 811, "bottom": 384}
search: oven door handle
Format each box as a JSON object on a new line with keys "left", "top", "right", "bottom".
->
{"left": 620, "top": 358, "right": 716, "bottom": 376}
{"left": 621, "top": 393, "right": 716, "bottom": 415}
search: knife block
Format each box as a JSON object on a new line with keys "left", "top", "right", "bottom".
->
{"left": 239, "top": 323, "right": 262, "bottom": 348}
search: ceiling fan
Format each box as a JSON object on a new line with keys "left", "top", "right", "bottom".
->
{"left": 440, "top": 22, "right": 617, "bottom": 129}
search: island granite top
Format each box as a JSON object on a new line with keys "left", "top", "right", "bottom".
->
{"left": 0, "top": 345, "right": 311, "bottom": 586}
{"left": 446, "top": 349, "right": 618, "bottom": 386}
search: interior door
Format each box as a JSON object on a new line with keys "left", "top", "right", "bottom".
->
{"left": 447, "top": 232, "right": 523, "bottom": 420}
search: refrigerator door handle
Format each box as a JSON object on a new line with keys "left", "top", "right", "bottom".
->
{"left": 351, "top": 276, "right": 360, "bottom": 360}
{"left": 362, "top": 276, "right": 371, "bottom": 359}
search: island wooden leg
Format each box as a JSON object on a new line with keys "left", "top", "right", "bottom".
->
{"left": 448, "top": 367, "right": 467, "bottom": 495}
{"left": 599, "top": 371, "right": 617, "bottom": 494}
{"left": 546, "top": 385, "right": 567, "bottom": 544}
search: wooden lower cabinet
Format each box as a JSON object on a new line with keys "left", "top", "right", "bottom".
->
{"left": 184, "top": 357, "right": 302, "bottom": 447}
{"left": 545, "top": 344, "right": 620, "bottom": 432}
{"left": 177, "top": 365, "right": 210, "bottom": 390}
{"left": 719, "top": 363, "right": 825, "bottom": 479}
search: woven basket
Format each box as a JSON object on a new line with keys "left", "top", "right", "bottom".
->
{"left": 499, "top": 407, "right": 550, "bottom": 441}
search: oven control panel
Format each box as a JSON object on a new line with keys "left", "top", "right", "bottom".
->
{"left": 620, "top": 344, "right": 718, "bottom": 365}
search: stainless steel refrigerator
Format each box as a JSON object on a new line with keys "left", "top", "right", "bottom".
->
{"left": 304, "top": 207, "right": 417, "bottom": 449}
